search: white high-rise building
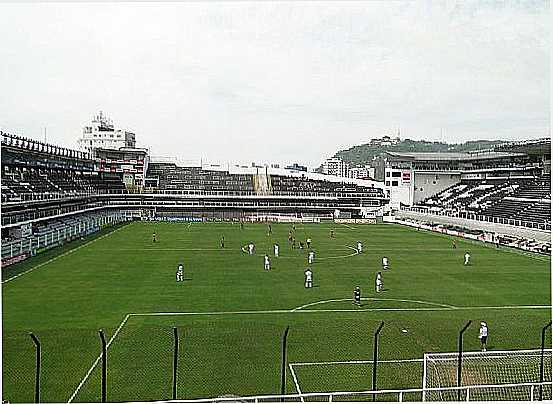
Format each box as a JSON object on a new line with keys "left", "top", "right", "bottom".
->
{"left": 78, "top": 111, "right": 136, "bottom": 154}
{"left": 349, "top": 165, "right": 375, "bottom": 179}
{"left": 322, "top": 157, "right": 350, "bottom": 177}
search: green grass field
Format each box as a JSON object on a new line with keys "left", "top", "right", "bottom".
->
{"left": 2, "top": 221, "right": 551, "bottom": 402}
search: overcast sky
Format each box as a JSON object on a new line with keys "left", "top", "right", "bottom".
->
{"left": 0, "top": 1, "right": 549, "bottom": 168}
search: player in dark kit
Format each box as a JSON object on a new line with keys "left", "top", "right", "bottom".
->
{"left": 268, "top": 224, "right": 272, "bottom": 235}
{"left": 353, "top": 286, "right": 361, "bottom": 306}
{"left": 152, "top": 232, "right": 157, "bottom": 243}
{"left": 452, "top": 240, "right": 457, "bottom": 249}
{"left": 221, "top": 236, "right": 225, "bottom": 248}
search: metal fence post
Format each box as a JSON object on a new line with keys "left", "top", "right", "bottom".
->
{"left": 29, "top": 333, "right": 41, "bottom": 403}
{"left": 457, "top": 321, "right": 472, "bottom": 401}
{"left": 280, "top": 326, "right": 290, "bottom": 400}
{"left": 539, "top": 321, "right": 552, "bottom": 400}
{"left": 172, "top": 327, "right": 179, "bottom": 400}
{"left": 99, "top": 330, "right": 107, "bottom": 403}
{"left": 372, "top": 321, "right": 385, "bottom": 401}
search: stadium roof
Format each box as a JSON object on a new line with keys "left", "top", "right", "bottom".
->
{"left": 385, "top": 151, "right": 526, "bottom": 161}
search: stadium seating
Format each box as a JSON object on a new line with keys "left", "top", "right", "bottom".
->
{"left": 1, "top": 166, "right": 125, "bottom": 202}
{"left": 270, "top": 175, "right": 383, "bottom": 196}
{"left": 146, "top": 163, "right": 255, "bottom": 192}
{"left": 145, "top": 163, "right": 385, "bottom": 197}
{"left": 418, "top": 176, "right": 551, "bottom": 225}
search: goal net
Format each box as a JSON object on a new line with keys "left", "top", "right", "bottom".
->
{"left": 423, "top": 349, "right": 552, "bottom": 401}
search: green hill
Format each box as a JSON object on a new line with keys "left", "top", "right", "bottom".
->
{"left": 334, "top": 139, "right": 506, "bottom": 166}
{"left": 321, "top": 139, "right": 507, "bottom": 180}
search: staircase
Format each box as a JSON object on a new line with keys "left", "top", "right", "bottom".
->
{"left": 253, "top": 173, "right": 272, "bottom": 196}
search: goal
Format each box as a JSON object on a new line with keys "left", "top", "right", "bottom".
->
{"left": 423, "top": 349, "right": 552, "bottom": 401}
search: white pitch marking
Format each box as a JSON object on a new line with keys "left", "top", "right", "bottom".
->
{"left": 68, "top": 301, "right": 549, "bottom": 402}
{"left": 239, "top": 244, "right": 359, "bottom": 260}
{"left": 317, "top": 245, "right": 359, "bottom": 261}
{"left": 288, "top": 364, "right": 304, "bottom": 402}
{"left": 2, "top": 225, "right": 127, "bottom": 285}
{"left": 292, "top": 358, "right": 424, "bottom": 366}
{"left": 67, "top": 313, "right": 131, "bottom": 403}
{"left": 130, "top": 304, "right": 550, "bottom": 317}
{"left": 97, "top": 248, "right": 239, "bottom": 251}
{"left": 427, "top": 348, "right": 552, "bottom": 356}
{"left": 291, "top": 298, "right": 457, "bottom": 312}
{"left": 133, "top": 310, "right": 293, "bottom": 316}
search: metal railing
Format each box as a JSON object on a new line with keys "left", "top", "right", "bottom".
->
{"left": 403, "top": 206, "right": 551, "bottom": 231}
{"left": 1, "top": 203, "right": 106, "bottom": 226}
{"left": 2, "top": 188, "right": 386, "bottom": 204}
{"left": 1, "top": 190, "right": 102, "bottom": 204}
{"left": 165, "top": 381, "right": 553, "bottom": 402}
{"left": 1, "top": 213, "right": 128, "bottom": 262}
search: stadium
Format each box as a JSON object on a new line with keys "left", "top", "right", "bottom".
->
{"left": 1, "top": 121, "right": 551, "bottom": 403}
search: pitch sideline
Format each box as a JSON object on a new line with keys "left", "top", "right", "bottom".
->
{"left": 2, "top": 224, "right": 128, "bottom": 285}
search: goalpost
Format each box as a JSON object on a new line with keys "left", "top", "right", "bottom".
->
{"left": 423, "top": 349, "right": 552, "bottom": 401}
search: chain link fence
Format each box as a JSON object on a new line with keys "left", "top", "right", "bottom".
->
{"left": 3, "top": 320, "right": 551, "bottom": 403}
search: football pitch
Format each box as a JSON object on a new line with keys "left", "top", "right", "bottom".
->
{"left": 2, "top": 221, "right": 551, "bottom": 402}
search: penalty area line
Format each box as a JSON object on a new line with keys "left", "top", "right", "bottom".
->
{"left": 289, "top": 364, "right": 304, "bottom": 402}
{"left": 292, "top": 358, "right": 424, "bottom": 367}
{"left": 67, "top": 313, "right": 131, "bottom": 403}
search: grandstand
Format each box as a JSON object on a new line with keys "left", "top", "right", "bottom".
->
{"left": 2, "top": 130, "right": 549, "bottom": 262}
{"left": 1, "top": 131, "right": 125, "bottom": 204}
{"left": 144, "top": 161, "right": 384, "bottom": 197}
{"left": 385, "top": 139, "right": 551, "bottom": 231}
{"left": 1, "top": 130, "right": 388, "bottom": 265}
{"left": 420, "top": 176, "right": 551, "bottom": 225}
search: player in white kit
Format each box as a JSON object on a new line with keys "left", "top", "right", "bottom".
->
{"left": 176, "top": 264, "right": 184, "bottom": 282}
{"left": 274, "top": 244, "right": 279, "bottom": 257}
{"left": 375, "top": 271, "right": 383, "bottom": 292}
{"left": 382, "top": 256, "right": 389, "bottom": 270}
{"left": 479, "top": 321, "right": 488, "bottom": 351}
{"left": 264, "top": 255, "right": 270, "bottom": 271}
{"left": 464, "top": 252, "right": 471, "bottom": 266}
{"left": 357, "top": 241, "right": 363, "bottom": 253}
{"left": 308, "top": 251, "right": 315, "bottom": 264}
{"left": 304, "top": 268, "right": 313, "bottom": 288}
{"left": 248, "top": 242, "right": 255, "bottom": 255}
